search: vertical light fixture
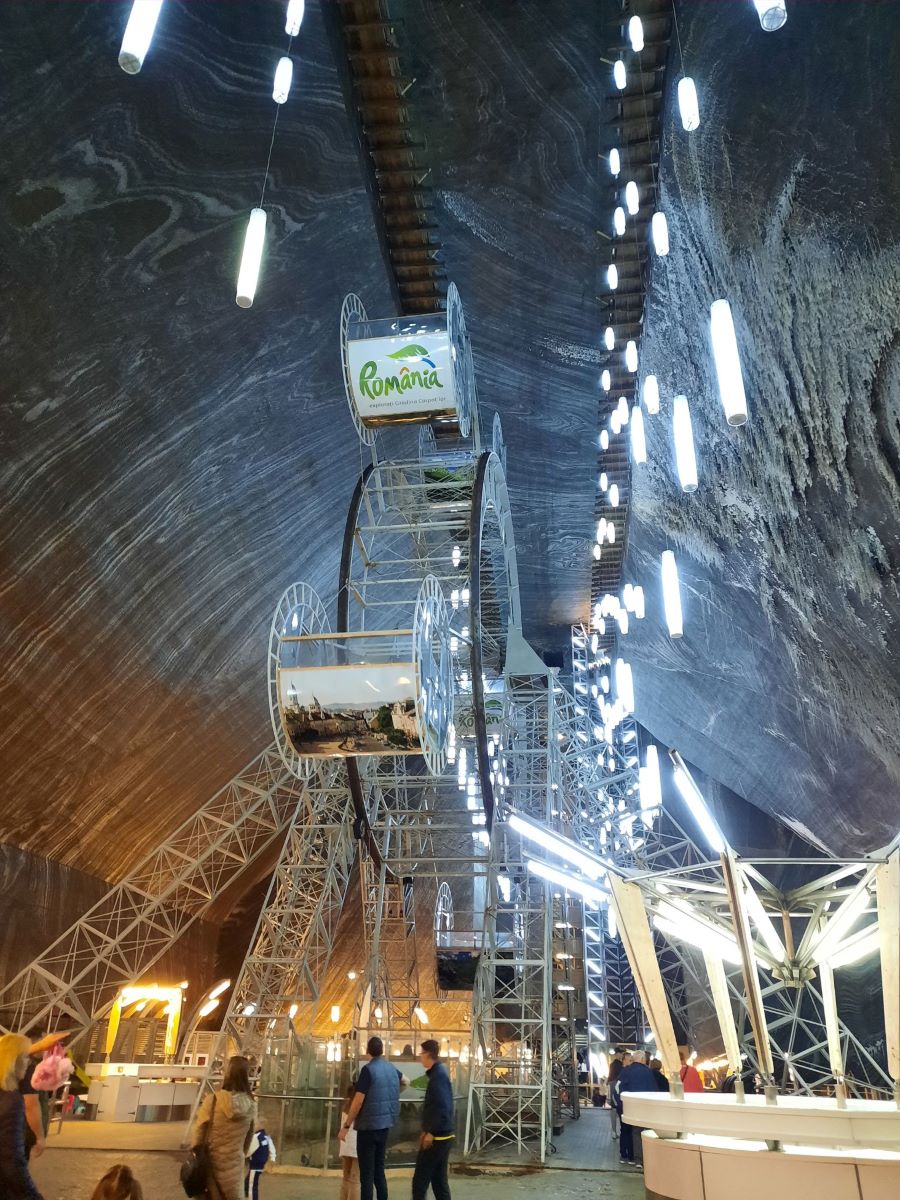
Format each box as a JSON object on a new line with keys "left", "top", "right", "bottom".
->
{"left": 709, "top": 300, "right": 749, "bottom": 425}
{"left": 625, "top": 340, "right": 638, "bottom": 372}
{"left": 613, "top": 206, "right": 626, "bottom": 236}
{"left": 614, "top": 60, "right": 627, "bottom": 89}
{"left": 625, "top": 180, "right": 640, "bottom": 215}
{"left": 273, "top": 56, "right": 293, "bottom": 104}
{"left": 631, "top": 406, "right": 647, "bottom": 464}
{"left": 609, "top": 483, "right": 620, "bottom": 507}
{"left": 628, "top": 16, "right": 645, "bottom": 51}
{"left": 660, "top": 551, "right": 684, "bottom": 638}
{"left": 285, "top": 0, "right": 306, "bottom": 35}
{"left": 643, "top": 374, "right": 660, "bottom": 414}
{"left": 607, "top": 264, "right": 618, "bottom": 290}
{"left": 236, "top": 208, "right": 267, "bottom": 309}
{"left": 609, "top": 149, "right": 621, "bottom": 177}
{"left": 678, "top": 77, "right": 700, "bottom": 131}
{"left": 672, "top": 394, "right": 698, "bottom": 492}
{"left": 616, "top": 395, "right": 629, "bottom": 425}
{"left": 601, "top": 369, "right": 611, "bottom": 392}
{"left": 753, "top": 0, "right": 787, "bottom": 31}
{"left": 651, "top": 212, "right": 670, "bottom": 256}
{"left": 119, "top": 0, "right": 164, "bottom": 74}
{"left": 604, "top": 327, "right": 615, "bottom": 351}
{"left": 600, "top": 430, "right": 609, "bottom": 450}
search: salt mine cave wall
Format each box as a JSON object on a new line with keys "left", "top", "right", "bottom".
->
{"left": 624, "top": 0, "right": 900, "bottom": 856}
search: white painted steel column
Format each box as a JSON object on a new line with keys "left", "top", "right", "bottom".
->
{"left": 876, "top": 848, "right": 900, "bottom": 1104}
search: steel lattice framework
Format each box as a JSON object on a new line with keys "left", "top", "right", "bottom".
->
{"left": 0, "top": 746, "right": 307, "bottom": 1041}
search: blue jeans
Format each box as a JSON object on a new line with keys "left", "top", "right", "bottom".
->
{"left": 356, "top": 1127, "right": 390, "bottom": 1200}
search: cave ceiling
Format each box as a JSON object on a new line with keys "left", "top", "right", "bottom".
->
{"left": 0, "top": 0, "right": 898, "bottom": 886}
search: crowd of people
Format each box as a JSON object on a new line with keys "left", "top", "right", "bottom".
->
{"left": 604, "top": 1046, "right": 705, "bottom": 1167}
{"left": 0, "top": 1033, "right": 455, "bottom": 1200}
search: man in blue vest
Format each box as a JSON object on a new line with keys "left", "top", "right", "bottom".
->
{"left": 340, "top": 1036, "right": 409, "bottom": 1200}
{"left": 412, "top": 1039, "right": 454, "bottom": 1200}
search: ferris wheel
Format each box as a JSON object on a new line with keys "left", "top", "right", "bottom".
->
{"left": 269, "top": 285, "right": 520, "bottom": 834}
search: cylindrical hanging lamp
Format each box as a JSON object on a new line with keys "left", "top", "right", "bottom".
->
{"left": 643, "top": 375, "right": 660, "bottom": 415}
{"left": 678, "top": 77, "right": 700, "bottom": 131}
{"left": 651, "top": 212, "right": 670, "bottom": 256}
{"left": 273, "top": 56, "right": 293, "bottom": 104}
{"left": 285, "top": 0, "right": 305, "bottom": 36}
{"left": 236, "top": 208, "right": 267, "bottom": 309}
{"left": 672, "top": 394, "right": 698, "bottom": 492}
{"left": 119, "top": 0, "right": 164, "bottom": 74}
{"left": 660, "top": 551, "right": 684, "bottom": 638}
{"left": 709, "top": 299, "right": 749, "bottom": 425}
{"left": 753, "top": 0, "right": 787, "bottom": 31}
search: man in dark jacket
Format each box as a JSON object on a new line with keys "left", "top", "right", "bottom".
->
{"left": 340, "top": 1037, "right": 409, "bottom": 1200}
{"left": 616, "top": 1052, "right": 657, "bottom": 1166}
{"left": 412, "top": 1039, "right": 454, "bottom": 1200}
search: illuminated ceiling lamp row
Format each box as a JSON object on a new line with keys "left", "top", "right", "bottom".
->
{"left": 119, "top": 1, "right": 306, "bottom": 309}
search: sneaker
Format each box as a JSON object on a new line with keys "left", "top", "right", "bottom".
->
{"left": 619, "top": 1157, "right": 630, "bottom": 1164}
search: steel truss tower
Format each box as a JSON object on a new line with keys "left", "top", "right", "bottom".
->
{"left": 0, "top": 746, "right": 307, "bottom": 1041}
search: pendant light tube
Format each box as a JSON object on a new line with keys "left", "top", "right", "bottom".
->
{"left": 628, "top": 16, "right": 645, "bottom": 51}
{"left": 672, "top": 394, "right": 698, "bottom": 492}
{"left": 625, "top": 180, "right": 640, "bottom": 215}
{"left": 609, "top": 149, "right": 621, "bottom": 177}
{"left": 604, "top": 326, "right": 615, "bottom": 351}
{"left": 678, "top": 77, "right": 700, "bottom": 131}
{"left": 285, "top": 0, "right": 305, "bottom": 35}
{"left": 607, "top": 264, "right": 618, "bottom": 290}
{"left": 753, "top": 0, "right": 787, "bottom": 31}
{"left": 710, "top": 300, "right": 749, "bottom": 425}
{"left": 273, "top": 56, "right": 293, "bottom": 104}
{"left": 613, "top": 60, "right": 627, "bottom": 90}
{"left": 119, "top": 0, "right": 164, "bottom": 74}
{"left": 625, "top": 340, "right": 638, "bottom": 372}
{"left": 631, "top": 406, "right": 647, "bottom": 464}
{"left": 613, "top": 206, "right": 626, "bottom": 236}
{"left": 660, "top": 550, "right": 683, "bottom": 638}
{"left": 601, "top": 369, "right": 611, "bottom": 392}
{"left": 236, "top": 208, "right": 267, "bottom": 309}
{"left": 643, "top": 374, "right": 660, "bottom": 414}
{"left": 651, "top": 212, "right": 670, "bottom": 256}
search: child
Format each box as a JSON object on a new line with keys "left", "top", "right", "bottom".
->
{"left": 339, "top": 1083, "right": 359, "bottom": 1200}
{"left": 90, "top": 1164, "right": 144, "bottom": 1200}
{"left": 245, "top": 1125, "right": 276, "bottom": 1200}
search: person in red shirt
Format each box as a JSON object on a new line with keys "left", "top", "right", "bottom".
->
{"left": 679, "top": 1050, "right": 704, "bottom": 1093}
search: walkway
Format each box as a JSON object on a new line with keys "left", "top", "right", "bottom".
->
{"left": 550, "top": 1106, "right": 625, "bottom": 1170}
{"left": 32, "top": 1148, "right": 648, "bottom": 1200}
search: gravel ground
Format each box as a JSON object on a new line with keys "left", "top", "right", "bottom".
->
{"left": 31, "top": 1149, "right": 648, "bottom": 1200}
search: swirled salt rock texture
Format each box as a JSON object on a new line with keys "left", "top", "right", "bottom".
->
{"left": 625, "top": 0, "right": 900, "bottom": 854}
{"left": 0, "top": 2, "right": 394, "bottom": 876}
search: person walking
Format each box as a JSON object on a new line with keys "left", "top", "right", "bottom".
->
{"left": 338, "top": 1084, "right": 360, "bottom": 1200}
{"left": 191, "top": 1056, "right": 257, "bottom": 1200}
{"left": 0, "top": 1033, "right": 43, "bottom": 1200}
{"left": 339, "top": 1037, "right": 408, "bottom": 1200}
{"left": 411, "top": 1040, "right": 454, "bottom": 1200}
